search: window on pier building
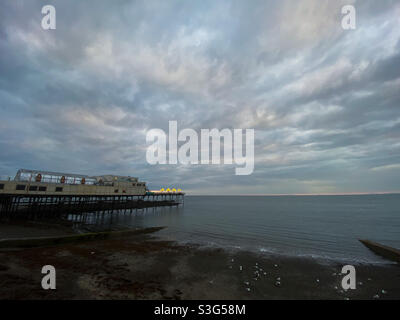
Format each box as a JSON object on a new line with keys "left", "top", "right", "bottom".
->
{"left": 16, "top": 184, "right": 26, "bottom": 190}
{"left": 0, "top": 183, "right": 4, "bottom": 190}
{"left": 114, "top": 189, "right": 119, "bottom": 193}
{"left": 55, "top": 187, "right": 63, "bottom": 192}
{"left": 38, "top": 186, "right": 47, "bottom": 192}
{"left": 29, "top": 186, "right": 38, "bottom": 191}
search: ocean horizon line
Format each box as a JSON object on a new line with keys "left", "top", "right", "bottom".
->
{"left": 187, "top": 192, "right": 400, "bottom": 196}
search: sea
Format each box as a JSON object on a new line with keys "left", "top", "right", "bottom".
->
{"left": 80, "top": 194, "right": 400, "bottom": 264}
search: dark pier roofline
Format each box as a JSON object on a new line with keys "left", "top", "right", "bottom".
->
{"left": 14, "top": 168, "right": 141, "bottom": 185}
{"left": 15, "top": 168, "right": 93, "bottom": 180}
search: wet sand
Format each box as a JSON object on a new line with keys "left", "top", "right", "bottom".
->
{"left": 0, "top": 224, "right": 399, "bottom": 300}
{"left": 0, "top": 220, "right": 76, "bottom": 239}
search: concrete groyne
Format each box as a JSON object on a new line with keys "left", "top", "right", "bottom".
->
{"left": 359, "top": 239, "right": 400, "bottom": 263}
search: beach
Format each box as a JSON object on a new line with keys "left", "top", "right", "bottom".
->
{"left": 0, "top": 223, "right": 399, "bottom": 300}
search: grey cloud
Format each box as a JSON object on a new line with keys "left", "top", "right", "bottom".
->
{"left": 0, "top": 0, "right": 400, "bottom": 194}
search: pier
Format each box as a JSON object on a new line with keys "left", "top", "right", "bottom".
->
{"left": 0, "top": 169, "right": 184, "bottom": 220}
{"left": 0, "top": 193, "right": 184, "bottom": 220}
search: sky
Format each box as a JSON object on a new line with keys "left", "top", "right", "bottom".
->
{"left": 0, "top": 0, "right": 400, "bottom": 195}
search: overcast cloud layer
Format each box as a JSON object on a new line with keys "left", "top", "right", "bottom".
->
{"left": 1, "top": 0, "right": 400, "bottom": 194}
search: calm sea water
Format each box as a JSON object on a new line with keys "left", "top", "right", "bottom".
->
{"left": 82, "top": 194, "right": 400, "bottom": 264}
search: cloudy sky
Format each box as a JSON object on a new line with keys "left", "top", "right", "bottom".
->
{"left": 0, "top": 0, "right": 399, "bottom": 194}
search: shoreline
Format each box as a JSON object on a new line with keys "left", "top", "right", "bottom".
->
{"left": 2, "top": 219, "right": 393, "bottom": 266}
{"left": 0, "top": 222, "right": 399, "bottom": 300}
{"left": 155, "top": 237, "right": 398, "bottom": 267}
